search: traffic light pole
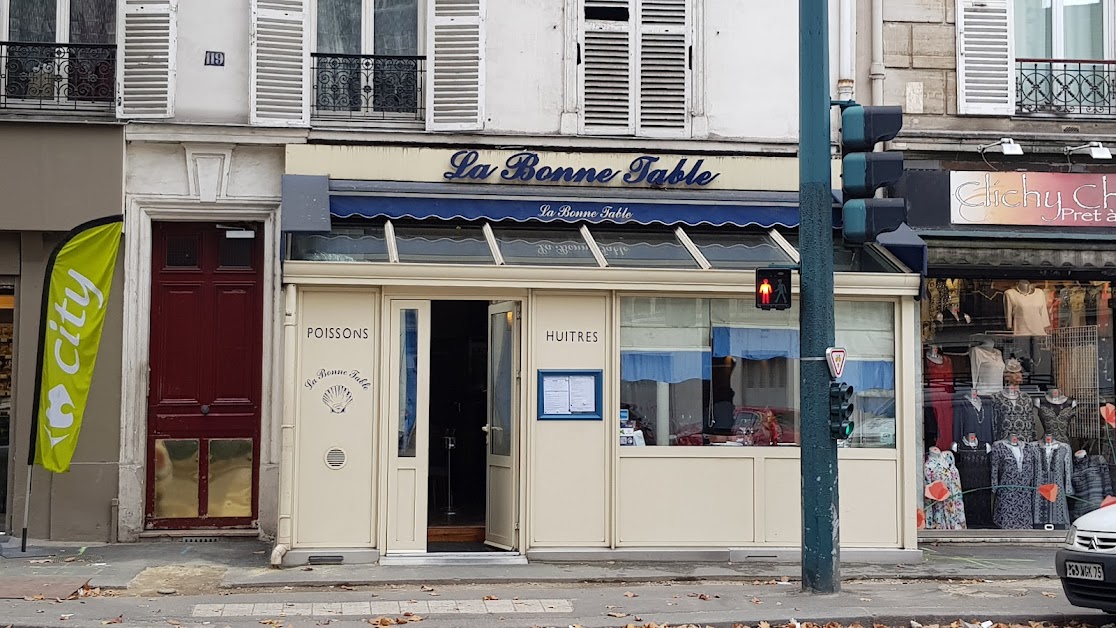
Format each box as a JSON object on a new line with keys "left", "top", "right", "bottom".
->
{"left": 799, "top": 0, "right": 841, "bottom": 594}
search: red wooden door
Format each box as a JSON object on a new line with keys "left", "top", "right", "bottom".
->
{"left": 147, "top": 222, "right": 263, "bottom": 529}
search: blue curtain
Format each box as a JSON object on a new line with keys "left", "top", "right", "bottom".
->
{"left": 712, "top": 327, "right": 800, "bottom": 360}
{"left": 837, "top": 360, "right": 895, "bottom": 392}
{"left": 620, "top": 350, "right": 711, "bottom": 383}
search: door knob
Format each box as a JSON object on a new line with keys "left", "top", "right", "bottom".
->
{"left": 201, "top": 405, "right": 210, "bottom": 415}
{"left": 480, "top": 425, "right": 490, "bottom": 433}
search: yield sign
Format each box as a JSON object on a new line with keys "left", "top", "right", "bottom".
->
{"left": 825, "top": 347, "right": 847, "bottom": 379}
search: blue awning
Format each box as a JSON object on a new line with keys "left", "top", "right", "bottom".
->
{"left": 331, "top": 194, "right": 798, "bottom": 228}
{"left": 876, "top": 223, "right": 927, "bottom": 276}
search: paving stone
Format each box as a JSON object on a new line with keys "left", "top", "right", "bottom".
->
{"left": 313, "top": 602, "right": 342, "bottom": 615}
{"left": 512, "top": 599, "right": 546, "bottom": 613}
{"left": 427, "top": 600, "right": 460, "bottom": 613}
{"left": 368, "top": 601, "right": 402, "bottom": 615}
{"left": 280, "top": 602, "right": 313, "bottom": 616}
{"left": 485, "top": 599, "right": 516, "bottom": 613}
{"left": 540, "top": 599, "right": 574, "bottom": 612}
{"left": 221, "top": 603, "right": 254, "bottom": 617}
{"left": 455, "top": 599, "right": 488, "bottom": 614}
{"left": 398, "top": 600, "right": 429, "bottom": 614}
{"left": 191, "top": 604, "right": 224, "bottom": 617}
{"left": 252, "top": 603, "right": 283, "bottom": 616}
{"left": 342, "top": 601, "right": 371, "bottom": 615}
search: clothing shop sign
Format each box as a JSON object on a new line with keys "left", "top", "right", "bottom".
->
{"left": 952, "top": 171, "right": 1116, "bottom": 227}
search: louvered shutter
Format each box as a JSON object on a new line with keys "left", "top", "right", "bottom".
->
{"left": 636, "top": 0, "right": 689, "bottom": 136}
{"left": 250, "top": 0, "right": 309, "bottom": 127}
{"left": 956, "top": 0, "right": 1015, "bottom": 115}
{"left": 426, "top": 0, "right": 485, "bottom": 131}
{"left": 116, "top": 0, "right": 177, "bottom": 118}
{"left": 580, "top": 0, "right": 635, "bottom": 135}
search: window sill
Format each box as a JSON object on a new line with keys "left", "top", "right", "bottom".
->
{"left": 617, "top": 446, "right": 897, "bottom": 459}
{"left": 311, "top": 118, "right": 424, "bottom": 132}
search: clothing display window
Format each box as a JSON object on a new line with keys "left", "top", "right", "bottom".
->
{"left": 619, "top": 297, "right": 897, "bottom": 448}
{"left": 921, "top": 277, "right": 1116, "bottom": 531}
{"left": 0, "top": 286, "right": 11, "bottom": 525}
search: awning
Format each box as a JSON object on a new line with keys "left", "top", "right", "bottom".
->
{"left": 876, "top": 224, "right": 928, "bottom": 276}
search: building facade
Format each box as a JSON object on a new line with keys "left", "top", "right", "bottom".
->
{"left": 881, "top": 0, "right": 1116, "bottom": 537}
{"left": 3, "top": 0, "right": 932, "bottom": 561}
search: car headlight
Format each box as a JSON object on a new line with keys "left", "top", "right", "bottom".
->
{"left": 1066, "top": 525, "right": 1077, "bottom": 546}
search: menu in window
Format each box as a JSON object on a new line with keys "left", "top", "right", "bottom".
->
{"left": 542, "top": 375, "right": 571, "bottom": 415}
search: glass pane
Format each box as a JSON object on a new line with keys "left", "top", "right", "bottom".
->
{"left": 166, "top": 236, "right": 200, "bottom": 268}
{"left": 489, "top": 309, "right": 514, "bottom": 456}
{"left": 492, "top": 227, "right": 599, "bottom": 266}
{"left": 218, "top": 236, "right": 254, "bottom": 268}
{"left": 837, "top": 301, "right": 896, "bottom": 449}
{"left": 290, "top": 225, "right": 390, "bottom": 262}
{"left": 9, "top": 0, "right": 55, "bottom": 42}
{"left": 317, "top": 0, "right": 362, "bottom": 54}
{"left": 593, "top": 229, "right": 698, "bottom": 269}
{"left": 1064, "top": 0, "right": 1102, "bottom": 60}
{"left": 688, "top": 231, "right": 794, "bottom": 269}
{"left": 70, "top": 0, "right": 116, "bottom": 44}
{"left": 154, "top": 439, "right": 200, "bottom": 518}
{"left": 395, "top": 225, "right": 494, "bottom": 264}
{"left": 1014, "top": 0, "right": 1052, "bottom": 59}
{"left": 374, "top": 0, "right": 419, "bottom": 56}
{"left": 398, "top": 309, "right": 418, "bottom": 457}
{"left": 207, "top": 439, "right": 253, "bottom": 517}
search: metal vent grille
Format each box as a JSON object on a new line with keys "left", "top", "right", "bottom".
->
{"left": 325, "top": 447, "right": 347, "bottom": 470}
{"left": 180, "top": 536, "right": 220, "bottom": 543}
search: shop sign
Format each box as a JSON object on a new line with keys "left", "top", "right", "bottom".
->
{"left": 951, "top": 171, "right": 1116, "bottom": 227}
{"left": 443, "top": 150, "right": 721, "bottom": 187}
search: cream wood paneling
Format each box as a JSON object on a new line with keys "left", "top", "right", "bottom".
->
{"left": 617, "top": 456, "right": 755, "bottom": 545}
{"left": 294, "top": 289, "right": 377, "bottom": 546}
{"left": 763, "top": 457, "right": 802, "bottom": 544}
{"left": 530, "top": 292, "right": 609, "bottom": 546}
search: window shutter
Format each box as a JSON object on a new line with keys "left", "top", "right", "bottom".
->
{"left": 636, "top": 0, "right": 689, "bottom": 136}
{"left": 580, "top": 0, "right": 635, "bottom": 135}
{"left": 116, "top": 0, "right": 177, "bottom": 118}
{"left": 426, "top": 0, "right": 485, "bottom": 131}
{"left": 956, "top": 0, "right": 1015, "bottom": 116}
{"left": 250, "top": 0, "right": 309, "bottom": 127}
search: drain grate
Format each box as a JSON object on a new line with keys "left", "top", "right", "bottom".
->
{"left": 179, "top": 536, "right": 221, "bottom": 543}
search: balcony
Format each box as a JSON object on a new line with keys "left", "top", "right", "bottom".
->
{"left": 1017, "top": 58, "right": 1116, "bottom": 117}
{"left": 311, "top": 53, "right": 425, "bottom": 123}
{"left": 0, "top": 41, "right": 115, "bottom": 114}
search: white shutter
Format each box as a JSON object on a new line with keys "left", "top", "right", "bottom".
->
{"left": 580, "top": 0, "right": 635, "bottom": 135}
{"left": 956, "top": 0, "right": 1015, "bottom": 116}
{"left": 251, "top": 0, "right": 309, "bottom": 127}
{"left": 426, "top": 0, "right": 485, "bottom": 131}
{"left": 636, "top": 0, "right": 689, "bottom": 136}
{"left": 116, "top": 0, "right": 177, "bottom": 118}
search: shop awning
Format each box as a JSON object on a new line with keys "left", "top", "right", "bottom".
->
{"left": 876, "top": 224, "right": 927, "bottom": 276}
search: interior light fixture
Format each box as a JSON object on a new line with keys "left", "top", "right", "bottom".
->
{"left": 1065, "top": 141, "right": 1113, "bottom": 160}
{"left": 978, "top": 137, "right": 1024, "bottom": 156}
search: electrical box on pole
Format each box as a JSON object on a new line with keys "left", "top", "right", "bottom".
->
{"left": 839, "top": 105, "right": 908, "bottom": 245}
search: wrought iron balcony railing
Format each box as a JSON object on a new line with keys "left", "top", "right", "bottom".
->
{"left": 311, "top": 53, "right": 425, "bottom": 122}
{"left": 0, "top": 41, "right": 115, "bottom": 112}
{"left": 1017, "top": 58, "right": 1116, "bottom": 116}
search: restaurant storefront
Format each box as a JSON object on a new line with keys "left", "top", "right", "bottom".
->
{"left": 899, "top": 168, "right": 1116, "bottom": 537}
{"left": 272, "top": 145, "right": 923, "bottom": 566}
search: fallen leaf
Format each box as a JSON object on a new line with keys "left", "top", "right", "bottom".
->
{"left": 167, "top": 621, "right": 181, "bottom": 626}
{"left": 102, "top": 616, "right": 124, "bottom": 625}
{"left": 624, "top": 591, "right": 638, "bottom": 598}
{"left": 60, "top": 615, "right": 74, "bottom": 621}
{"left": 483, "top": 595, "right": 498, "bottom": 601}
{"left": 751, "top": 597, "right": 762, "bottom": 605}
{"left": 607, "top": 612, "right": 629, "bottom": 618}
{"left": 606, "top": 605, "right": 620, "bottom": 609}
{"left": 340, "top": 585, "right": 356, "bottom": 591}
{"left": 317, "top": 621, "right": 335, "bottom": 626}
{"left": 1042, "top": 591, "right": 1057, "bottom": 598}
{"left": 64, "top": 556, "right": 77, "bottom": 563}
{"left": 258, "top": 621, "right": 284, "bottom": 627}
{"left": 368, "top": 619, "right": 396, "bottom": 627}
{"left": 760, "top": 622, "right": 772, "bottom": 628}
{"left": 861, "top": 597, "right": 873, "bottom": 601}
{"left": 421, "top": 585, "right": 434, "bottom": 592}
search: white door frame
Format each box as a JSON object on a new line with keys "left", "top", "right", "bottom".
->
{"left": 484, "top": 300, "right": 519, "bottom": 551}
{"left": 116, "top": 196, "right": 280, "bottom": 542}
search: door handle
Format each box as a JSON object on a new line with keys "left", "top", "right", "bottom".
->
{"left": 200, "top": 405, "right": 210, "bottom": 416}
{"left": 480, "top": 425, "right": 490, "bottom": 433}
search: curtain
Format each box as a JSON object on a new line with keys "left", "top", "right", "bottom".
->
{"left": 8, "top": 0, "right": 55, "bottom": 43}
{"left": 1064, "top": 0, "right": 1103, "bottom": 60}
{"left": 374, "top": 0, "right": 419, "bottom": 56}
{"left": 317, "top": 0, "right": 362, "bottom": 54}
{"left": 70, "top": 0, "right": 116, "bottom": 44}
{"left": 1014, "top": 0, "right": 1053, "bottom": 59}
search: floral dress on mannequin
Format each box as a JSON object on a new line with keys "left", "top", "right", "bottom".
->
{"left": 924, "top": 449, "right": 966, "bottom": 530}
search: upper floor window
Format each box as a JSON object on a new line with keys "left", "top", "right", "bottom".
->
{"left": 311, "top": 0, "right": 425, "bottom": 122}
{"left": 1, "top": 0, "right": 116, "bottom": 113}
{"left": 577, "top": 0, "right": 693, "bottom": 138}
{"left": 1015, "top": 0, "right": 1106, "bottom": 62}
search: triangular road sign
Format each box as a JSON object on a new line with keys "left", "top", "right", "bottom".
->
{"left": 825, "top": 347, "right": 847, "bottom": 379}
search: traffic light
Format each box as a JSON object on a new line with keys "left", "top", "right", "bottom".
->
{"left": 840, "top": 104, "right": 907, "bottom": 245}
{"left": 828, "top": 382, "right": 854, "bottom": 440}
{"left": 755, "top": 268, "right": 791, "bottom": 311}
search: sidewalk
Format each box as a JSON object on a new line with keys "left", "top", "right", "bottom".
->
{"left": 0, "top": 539, "right": 1061, "bottom": 592}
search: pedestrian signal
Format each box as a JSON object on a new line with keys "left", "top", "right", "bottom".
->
{"left": 756, "top": 268, "right": 791, "bottom": 311}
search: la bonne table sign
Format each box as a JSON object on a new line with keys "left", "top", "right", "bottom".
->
{"left": 442, "top": 150, "right": 721, "bottom": 187}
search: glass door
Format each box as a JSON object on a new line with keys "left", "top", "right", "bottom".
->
{"left": 386, "top": 300, "right": 430, "bottom": 552}
{"left": 485, "top": 302, "right": 519, "bottom": 550}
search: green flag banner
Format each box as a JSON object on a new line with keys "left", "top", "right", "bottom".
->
{"left": 31, "top": 216, "right": 123, "bottom": 473}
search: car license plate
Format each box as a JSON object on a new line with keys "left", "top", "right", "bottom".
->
{"left": 1066, "top": 561, "right": 1105, "bottom": 581}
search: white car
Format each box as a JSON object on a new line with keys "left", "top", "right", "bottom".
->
{"left": 1058, "top": 505, "right": 1116, "bottom": 613}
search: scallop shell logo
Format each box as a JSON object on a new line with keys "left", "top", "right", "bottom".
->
{"left": 322, "top": 385, "right": 354, "bottom": 414}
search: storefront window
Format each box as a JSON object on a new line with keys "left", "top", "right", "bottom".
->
{"left": 921, "top": 278, "right": 1115, "bottom": 530}
{"left": 394, "top": 224, "right": 493, "bottom": 264}
{"left": 290, "top": 224, "right": 389, "bottom": 262}
{"left": 619, "top": 297, "right": 896, "bottom": 448}
{"left": 593, "top": 229, "right": 699, "bottom": 269}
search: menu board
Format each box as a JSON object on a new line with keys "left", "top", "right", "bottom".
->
{"left": 537, "top": 370, "right": 603, "bottom": 420}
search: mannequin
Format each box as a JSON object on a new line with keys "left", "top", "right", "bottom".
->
{"left": 925, "top": 446, "right": 967, "bottom": 530}
{"left": 1034, "top": 436, "right": 1073, "bottom": 528}
{"left": 970, "top": 339, "right": 1005, "bottom": 396}
{"left": 925, "top": 345, "right": 955, "bottom": 451}
{"left": 955, "top": 388, "right": 994, "bottom": 445}
{"left": 1005, "top": 280, "right": 1050, "bottom": 337}
{"left": 991, "top": 435, "right": 1040, "bottom": 529}
{"left": 991, "top": 361, "right": 1037, "bottom": 441}
{"left": 954, "top": 433, "right": 994, "bottom": 528}
{"left": 1072, "top": 450, "right": 1113, "bottom": 520}
{"left": 1037, "top": 389, "right": 1076, "bottom": 443}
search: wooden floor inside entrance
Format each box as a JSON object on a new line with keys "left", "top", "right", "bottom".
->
{"left": 428, "top": 524, "right": 485, "bottom": 543}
